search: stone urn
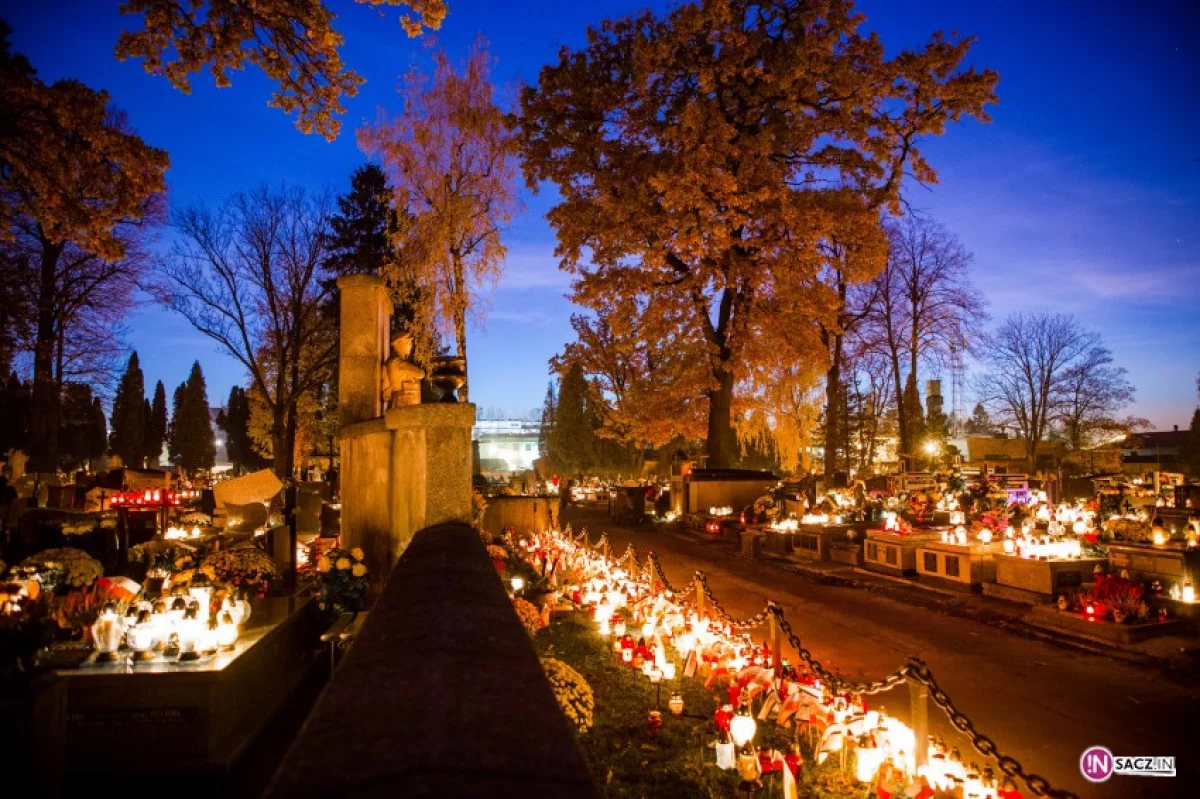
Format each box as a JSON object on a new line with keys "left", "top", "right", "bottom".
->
{"left": 1112, "top": 610, "right": 1127, "bottom": 624}
{"left": 430, "top": 356, "right": 467, "bottom": 402}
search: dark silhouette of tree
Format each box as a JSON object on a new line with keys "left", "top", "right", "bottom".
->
{"left": 169, "top": 361, "right": 215, "bottom": 474}
{"left": 977, "top": 312, "right": 1133, "bottom": 469}
{"left": 109, "top": 352, "right": 147, "bottom": 468}
{"left": 0, "top": 372, "right": 31, "bottom": 454}
{"left": 157, "top": 185, "right": 337, "bottom": 479}
{"left": 60, "top": 382, "right": 107, "bottom": 468}
{"left": 861, "top": 215, "right": 986, "bottom": 468}
{"left": 145, "top": 380, "right": 168, "bottom": 466}
{"left": 216, "top": 385, "right": 265, "bottom": 475}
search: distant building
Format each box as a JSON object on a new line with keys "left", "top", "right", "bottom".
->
{"left": 474, "top": 418, "right": 540, "bottom": 476}
{"left": 1120, "top": 429, "right": 1188, "bottom": 476}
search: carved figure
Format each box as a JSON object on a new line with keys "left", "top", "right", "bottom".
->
{"left": 382, "top": 334, "right": 424, "bottom": 408}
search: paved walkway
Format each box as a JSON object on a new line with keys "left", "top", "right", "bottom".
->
{"left": 563, "top": 504, "right": 1199, "bottom": 799}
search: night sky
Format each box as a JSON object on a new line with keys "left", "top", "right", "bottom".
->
{"left": 6, "top": 0, "right": 1199, "bottom": 427}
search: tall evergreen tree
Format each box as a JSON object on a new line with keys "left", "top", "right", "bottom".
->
{"left": 216, "top": 385, "right": 263, "bottom": 475}
{"left": 548, "top": 363, "right": 593, "bottom": 477}
{"left": 324, "top": 164, "right": 395, "bottom": 278}
{"left": 0, "top": 372, "right": 31, "bottom": 454}
{"left": 145, "top": 380, "right": 168, "bottom": 466}
{"left": 59, "top": 383, "right": 106, "bottom": 468}
{"left": 170, "top": 361, "right": 215, "bottom": 473}
{"left": 110, "top": 352, "right": 147, "bottom": 468}
{"left": 538, "top": 381, "right": 556, "bottom": 466}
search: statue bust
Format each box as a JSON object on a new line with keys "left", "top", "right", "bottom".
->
{"left": 382, "top": 334, "right": 424, "bottom": 408}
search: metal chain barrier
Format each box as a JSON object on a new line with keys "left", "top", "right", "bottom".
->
{"left": 696, "top": 574, "right": 771, "bottom": 630}
{"left": 906, "top": 660, "right": 1078, "bottom": 799}
{"left": 770, "top": 604, "right": 913, "bottom": 695}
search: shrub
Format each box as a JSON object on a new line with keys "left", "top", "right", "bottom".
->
{"left": 541, "top": 656, "right": 594, "bottom": 733}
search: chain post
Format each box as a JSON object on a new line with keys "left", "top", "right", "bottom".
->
{"left": 907, "top": 667, "right": 929, "bottom": 770}
{"left": 647, "top": 556, "right": 657, "bottom": 597}
{"left": 695, "top": 573, "right": 705, "bottom": 617}
{"left": 768, "top": 605, "right": 782, "bottom": 675}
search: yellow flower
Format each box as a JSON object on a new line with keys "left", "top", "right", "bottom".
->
{"left": 351, "top": 563, "right": 366, "bottom": 578}
{"left": 351, "top": 547, "right": 364, "bottom": 561}
{"left": 316, "top": 556, "right": 331, "bottom": 573}
{"left": 336, "top": 557, "right": 351, "bottom": 571}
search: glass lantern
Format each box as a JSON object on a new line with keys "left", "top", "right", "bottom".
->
{"left": 216, "top": 611, "right": 239, "bottom": 651}
{"left": 127, "top": 610, "right": 158, "bottom": 662}
{"left": 177, "top": 606, "right": 203, "bottom": 661}
{"left": 91, "top": 602, "right": 123, "bottom": 663}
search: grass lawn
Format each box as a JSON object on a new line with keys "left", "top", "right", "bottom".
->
{"left": 534, "top": 612, "right": 865, "bottom": 798}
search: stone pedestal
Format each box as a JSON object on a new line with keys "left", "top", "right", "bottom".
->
{"left": 794, "top": 523, "right": 852, "bottom": 562}
{"left": 337, "top": 275, "right": 392, "bottom": 426}
{"left": 983, "top": 554, "right": 1106, "bottom": 604}
{"left": 863, "top": 531, "right": 940, "bottom": 577}
{"left": 916, "top": 540, "right": 999, "bottom": 590}
{"left": 481, "top": 496, "right": 554, "bottom": 536}
{"left": 339, "top": 403, "right": 476, "bottom": 588}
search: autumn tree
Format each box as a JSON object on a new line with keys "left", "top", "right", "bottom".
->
{"left": 157, "top": 185, "right": 337, "bottom": 479}
{"left": 976, "top": 312, "right": 1132, "bottom": 470}
{"left": 169, "top": 361, "right": 215, "bottom": 474}
{"left": 519, "top": 0, "right": 997, "bottom": 468}
{"left": 115, "top": 0, "right": 447, "bottom": 139}
{"left": 109, "top": 352, "right": 147, "bottom": 468}
{"left": 360, "top": 40, "right": 520, "bottom": 401}
{"left": 858, "top": 214, "right": 985, "bottom": 468}
{"left": 557, "top": 312, "right": 709, "bottom": 454}
{"left": 1, "top": 28, "right": 168, "bottom": 470}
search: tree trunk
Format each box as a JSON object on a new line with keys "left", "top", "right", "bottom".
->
{"left": 457, "top": 317, "right": 468, "bottom": 403}
{"left": 889, "top": 353, "right": 907, "bottom": 471}
{"left": 823, "top": 344, "right": 841, "bottom": 479}
{"left": 706, "top": 366, "right": 735, "bottom": 469}
{"left": 271, "top": 404, "right": 291, "bottom": 480}
{"left": 30, "top": 240, "right": 63, "bottom": 472}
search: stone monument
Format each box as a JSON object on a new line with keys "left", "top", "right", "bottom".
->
{"left": 336, "top": 274, "right": 476, "bottom": 593}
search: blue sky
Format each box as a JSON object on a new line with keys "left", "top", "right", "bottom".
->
{"left": 7, "top": 0, "right": 1199, "bottom": 427}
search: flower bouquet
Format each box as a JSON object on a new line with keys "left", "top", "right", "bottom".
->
{"left": 313, "top": 546, "right": 369, "bottom": 613}
{"left": 129, "top": 539, "right": 197, "bottom": 575}
{"left": 16, "top": 548, "right": 104, "bottom": 594}
{"left": 202, "top": 545, "right": 279, "bottom": 592}
{"left": 541, "top": 656, "right": 593, "bottom": 733}
{"left": 51, "top": 581, "right": 128, "bottom": 631}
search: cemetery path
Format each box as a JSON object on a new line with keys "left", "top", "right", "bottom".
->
{"left": 562, "top": 503, "right": 1199, "bottom": 799}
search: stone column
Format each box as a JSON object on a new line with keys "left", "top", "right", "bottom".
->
{"left": 337, "top": 274, "right": 392, "bottom": 426}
